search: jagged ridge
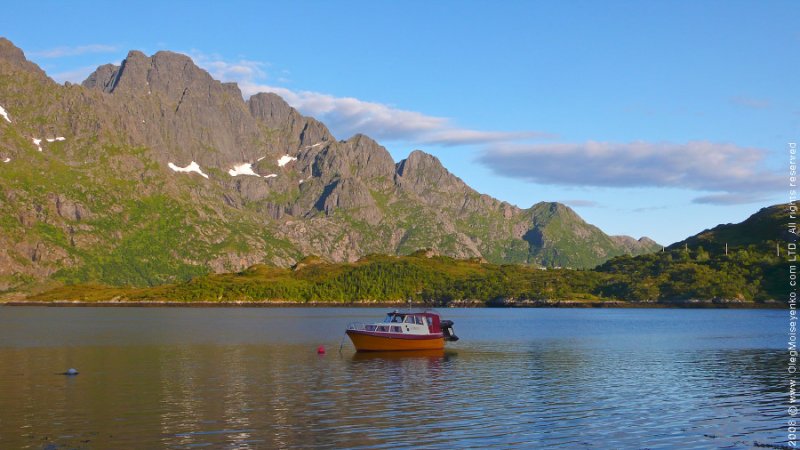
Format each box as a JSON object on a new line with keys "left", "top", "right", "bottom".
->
{"left": 0, "top": 37, "right": 659, "bottom": 290}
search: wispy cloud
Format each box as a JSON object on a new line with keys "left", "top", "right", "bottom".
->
{"left": 562, "top": 199, "right": 599, "bottom": 208}
{"left": 632, "top": 206, "right": 668, "bottom": 213}
{"left": 191, "top": 53, "right": 268, "bottom": 85}
{"left": 254, "top": 85, "right": 552, "bottom": 144}
{"left": 31, "top": 44, "right": 119, "bottom": 58}
{"left": 51, "top": 65, "right": 99, "bottom": 84}
{"left": 420, "top": 129, "right": 556, "bottom": 146}
{"left": 478, "top": 141, "right": 781, "bottom": 205}
{"left": 730, "top": 95, "right": 771, "bottom": 110}
{"left": 691, "top": 193, "right": 771, "bottom": 205}
{"left": 152, "top": 51, "right": 779, "bottom": 207}
{"left": 192, "top": 54, "right": 549, "bottom": 146}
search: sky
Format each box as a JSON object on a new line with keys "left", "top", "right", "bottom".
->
{"left": 1, "top": 0, "right": 796, "bottom": 244}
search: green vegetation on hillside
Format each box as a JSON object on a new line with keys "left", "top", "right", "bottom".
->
{"left": 29, "top": 241, "right": 783, "bottom": 305}
{"left": 0, "top": 38, "right": 665, "bottom": 292}
{"left": 597, "top": 245, "right": 781, "bottom": 302}
{"left": 0, "top": 39, "right": 785, "bottom": 303}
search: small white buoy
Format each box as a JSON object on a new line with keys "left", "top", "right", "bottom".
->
{"left": 64, "top": 368, "right": 78, "bottom": 376}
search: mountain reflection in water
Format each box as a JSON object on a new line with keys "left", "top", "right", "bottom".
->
{"left": 0, "top": 307, "right": 785, "bottom": 449}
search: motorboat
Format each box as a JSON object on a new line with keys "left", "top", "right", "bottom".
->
{"left": 345, "top": 310, "right": 458, "bottom": 351}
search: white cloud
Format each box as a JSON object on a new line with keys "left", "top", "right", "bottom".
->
{"left": 191, "top": 53, "right": 267, "bottom": 84}
{"left": 192, "top": 54, "right": 548, "bottom": 146}
{"left": 251, "top": 83, "right": 549, "bottom": 145}
{"left": 478, "top": 141, "right": 781, "bottom": 204}
{"left": 31, "top": 44, "right": 119, "bottom": 58}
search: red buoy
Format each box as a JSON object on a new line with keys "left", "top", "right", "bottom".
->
{"left": 317, "top": 345, "right": 326, "bottom": 354}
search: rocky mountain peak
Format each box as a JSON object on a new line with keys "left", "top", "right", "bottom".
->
{"left": 81, "top": 63, "right": 119, "bottom": 91}
{"left": 0, "top": 37, "right": 29, "bottom": 65}
{"left": 638, "top": 237, "right": 659, "bottom": 247}
{"left": 249, "top": 92, "right": 333, "bottom": 150}
{"left": 0, "top": 37, "right": 663, "bottom": 289}
{"left": 0, "top": 37, "right": 48, "bottom": 78}
{"left": 77, "top": 48, "right": 270, "bottom": 168}
{"left": 392, "top": 150, "right": 481, "bottom": 215}
{"left": 396, "top": 150, "right": 456, "bottom": 184}
{"left": 339, "top": 134, "right": 395, "bottom": 179}
{"left": 308, "top": 134, "right": 393, "bottom": 183}
{"left": 82, "top": 49, "right": 217, "bottom": 97}
{"left": 532, "top": 201, "right": 577, "bottom": 219}
{"left": 248, "top": 92, "right": 294, "bottom": 125}
{"left": 398, "top": 149, "right": 440, "bottom": 172}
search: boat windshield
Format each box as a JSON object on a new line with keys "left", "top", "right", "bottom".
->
{"left": 383, "top": 314, "right": 405, "bottom": 323}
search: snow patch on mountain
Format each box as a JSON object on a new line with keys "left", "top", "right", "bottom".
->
{"left": 168, "top": 161, "right": 209, "bottom": 179}
{"left": 228, "top": 163, "right": 261, "bottom": 177}
{"left": 0, "top": 105, "right": 10, "bottom": 123}
{"left": 277, "top": 155, "right": 297, "bottom": 167}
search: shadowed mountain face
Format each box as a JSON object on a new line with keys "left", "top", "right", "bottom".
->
{"left": 0, "top": 38, "right": 659, "bottom": 289}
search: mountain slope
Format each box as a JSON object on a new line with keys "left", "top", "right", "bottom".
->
{"left": 667, "top": 204, "right": 790, "bottom": 253}
{"left": 596, "top": 204, "right": 787, "bottom": 302}
{"left": 0, "top": 38, "right": 658, "bottom": 290}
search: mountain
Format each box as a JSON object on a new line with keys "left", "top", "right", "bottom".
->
{"left": 596, "top": 204, "right": 787, "bottom": 303}
{"left": 31, "top": 204, "right": 785, "bottom": 305}
{"left": 0, "top": 38, "right": 659, "bottom": 290}
{"left": 666, "top": 204, "right": 791, "bottom": 253}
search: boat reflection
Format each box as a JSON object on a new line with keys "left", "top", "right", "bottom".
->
{"left": 350, "top": 349, "right": 455, "bottom": 361}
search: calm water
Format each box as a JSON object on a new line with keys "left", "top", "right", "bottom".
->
{"left": 0, "top": 307, "right": 787, "bottom": 449}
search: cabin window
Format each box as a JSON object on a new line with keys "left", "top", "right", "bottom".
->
{"left": 403, "top": 315, "right": 415, "bottom": 323}
{"left": 415, "top": 316, "right": 423, "bottom": 325}
{"left": 365, "top": 325, "right": 376, "bottom": 331}
{"left": 377, "top": 325, "right": 388, "bottom": 332}
{"left": 383, "top": 315, "right": 393, "bottom": 323}
{"left": 391, "top": 326, "right": 402, "bottom": 333}
{"left": 425, "top": 317, "right": 433, "bottom": 326}
{"left": 392, "top": 315, "right": 403, "bottom": 323}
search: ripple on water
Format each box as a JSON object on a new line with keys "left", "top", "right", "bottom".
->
{"left": 0, "top": 308, "right": 786, "bottom": 449}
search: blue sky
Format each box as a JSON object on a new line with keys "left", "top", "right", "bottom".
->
{"left": 1, "top": 1, "right": 796, "bottom": 244}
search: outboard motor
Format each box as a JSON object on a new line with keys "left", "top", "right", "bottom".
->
{"left": 440, "top": 319, "right": 459, "bottom": 342}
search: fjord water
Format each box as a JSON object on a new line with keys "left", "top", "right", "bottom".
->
{"left": 0, "top": 307, "right": 785, "bottom": 449}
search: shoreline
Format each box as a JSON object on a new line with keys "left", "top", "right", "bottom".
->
{"left": 2, "top": 300, "right": 783, "bottom": 309}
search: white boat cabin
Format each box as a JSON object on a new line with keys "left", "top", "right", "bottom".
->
{"left": 359, "top": 312, "right": 436, "bottom": 335}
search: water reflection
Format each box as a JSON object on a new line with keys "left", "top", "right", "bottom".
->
{"left": 0, "top": 307, "right": 786, "bottom": 449}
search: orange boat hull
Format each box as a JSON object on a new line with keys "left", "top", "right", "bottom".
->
{"left": 346, "top": 330, "right": 445, "bottom": 351}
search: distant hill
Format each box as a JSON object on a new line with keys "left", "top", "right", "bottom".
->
{"left": 0, "top": 37, "right": 660, "bottom": 290}
{"left": 667, "top": 204, "right": 791, "bottom": 254}
{"left": 28, "top": 203, "right": 785, "bottom": 304}
{"left": 596, "top": 204, "right": 788, "bottom": 303}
